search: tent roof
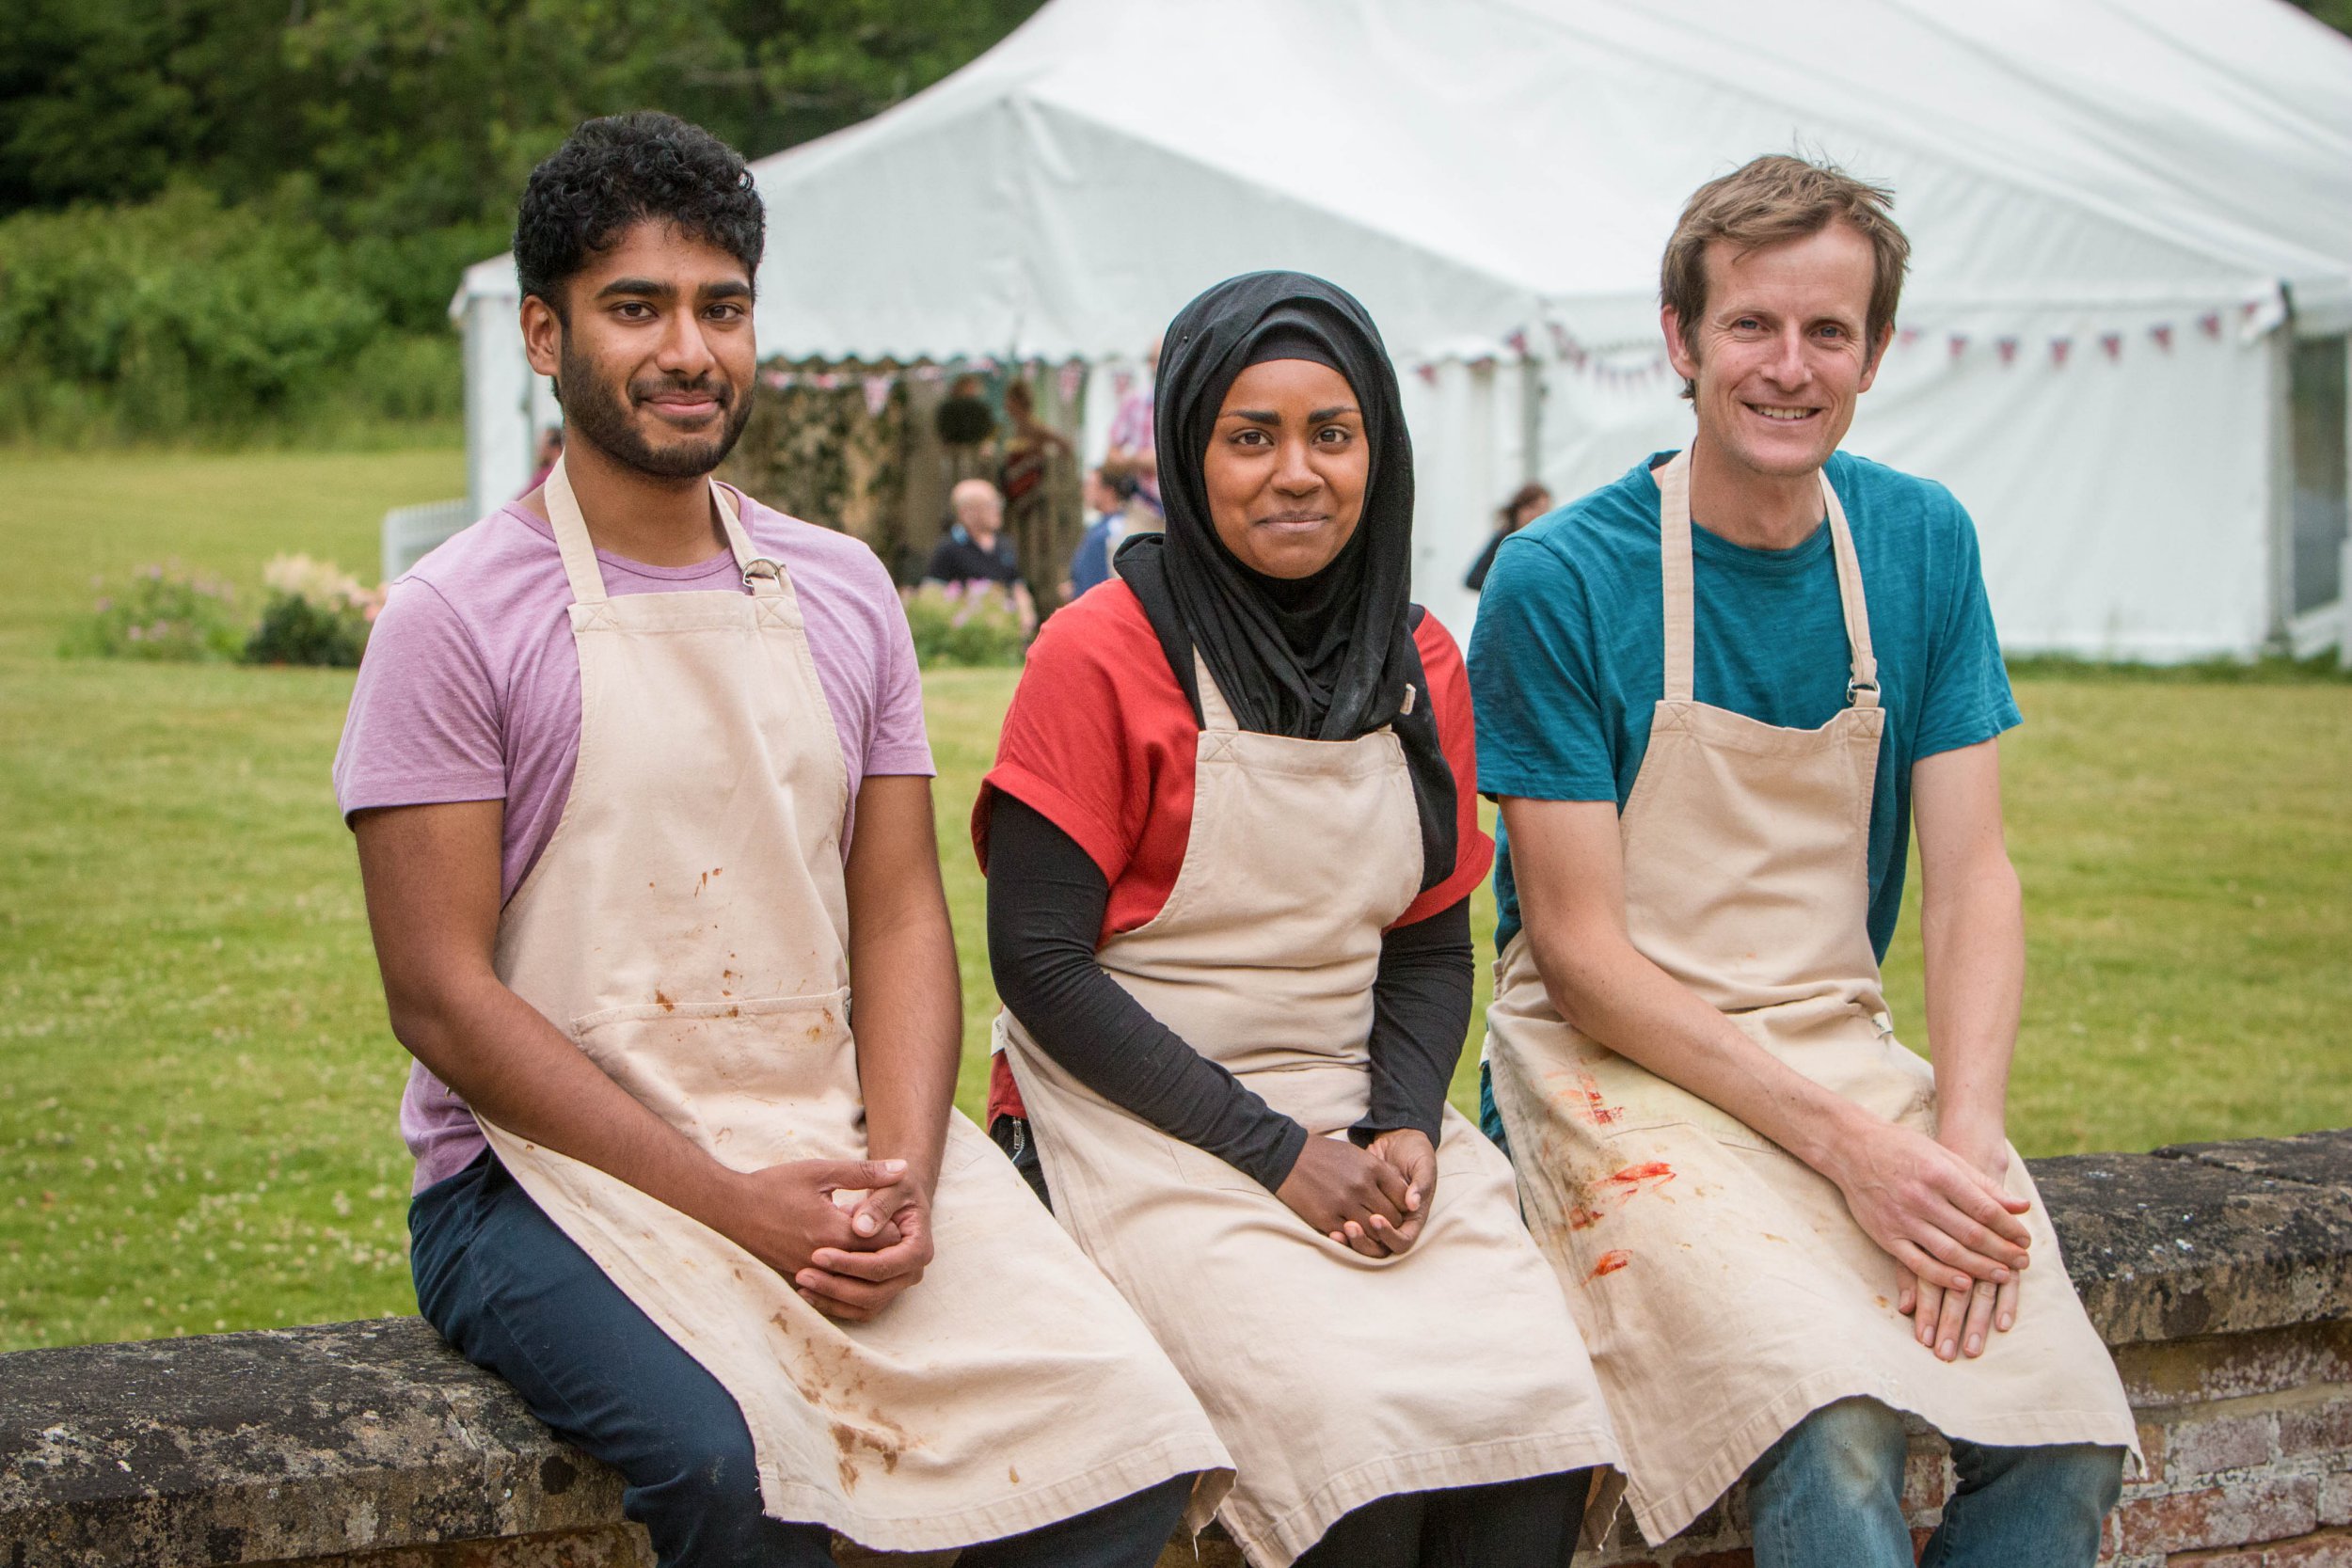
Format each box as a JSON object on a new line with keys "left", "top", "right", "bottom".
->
{"left": 456, "top": 0, "right": 2352, "bottom": 357}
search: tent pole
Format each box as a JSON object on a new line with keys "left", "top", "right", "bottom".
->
{"left": 2265, "top": 326, "right": 2296, "bottom": 655}
{"left": 1519, "top": 354, "right": 1545, "bottom": 486}
{"left": 2341, "top": 334, "right": 2352, "bottom": 671}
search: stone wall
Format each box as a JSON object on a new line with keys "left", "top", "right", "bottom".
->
{"left": 5, "top": 1131, "right": 2348, "bottom": 1568}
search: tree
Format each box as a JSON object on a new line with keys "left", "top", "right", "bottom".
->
{"left": 1, "top": 0, "right": 1049, "bottom": 329}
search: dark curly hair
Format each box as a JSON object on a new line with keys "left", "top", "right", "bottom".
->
{"left": 514, "top": 112, "right": 766, "bottom": 317}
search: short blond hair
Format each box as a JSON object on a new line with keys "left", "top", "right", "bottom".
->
{"left": 1661, "top": 154, "right": 1910, "bottom": 398}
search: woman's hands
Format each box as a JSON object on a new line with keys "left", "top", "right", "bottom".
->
{"left": 1275, "top": 1129, "right": 1434, "bottom": 1257}
{"left": 1364, "top": 1129, "right": 1437, "bottom": 1253}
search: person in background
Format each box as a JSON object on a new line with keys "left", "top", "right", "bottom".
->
{"left": 1001, "top": 379, "right": 1074, "bottom": 607}
{"left": 1063, "top": 464, "right": 1138, "bottom": 601}
{"left": 1000, "top": 380, "right": 1073, "bottom": 513}
{"left": 523, "top": 426, "right": 564, "bottom": 496}
{"left": 1464, "top": 481, "right": 1551, "bottom": 593}
{"left": 1472, "top": 152, "right": 2135, "bottom": 1567}
{"left": 338, "top": 111, "right": 1226, "bottom": 1568}
{"left": 924, "top": 478, "right": 1038, "bottom": 631}
{"left": 1104, "top": 335, "right": 1163, "bottom": 515}
{"left": 978, "top": 271, "right": 1619, "bottom": 1568}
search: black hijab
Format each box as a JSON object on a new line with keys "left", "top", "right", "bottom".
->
{"left": 1115, "top": 271, "right": 1456, "bottom": 894}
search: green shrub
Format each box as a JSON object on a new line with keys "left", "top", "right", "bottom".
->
{"left": 0, "top": 187, "right": 459, "bottom": 445}
{"left": 61, "top": 563, "right": 246, "bottom": 662}
{"left": 243, "top": 554, "right": 382, "bottom": 668}
{"left": 900, "top": 581, "right": 1028, "bottom": 667}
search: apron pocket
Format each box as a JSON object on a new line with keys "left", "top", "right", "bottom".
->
{"left": 567, "top": 989, "right": 862, "bottom": 1166}
{"left": 1545, "top": 1047, "right": 1781, "bottom": 1154}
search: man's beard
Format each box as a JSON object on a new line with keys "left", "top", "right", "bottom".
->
{"left": 557, "top": 337, "right": 754, "bottom": 481}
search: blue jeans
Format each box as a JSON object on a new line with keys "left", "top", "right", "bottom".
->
{"left": 411, "top": 1153, "right": 1193, "bottom": 1568}
{"left": 1746, "top": 1397, "right": 2123, "bottom": 1568}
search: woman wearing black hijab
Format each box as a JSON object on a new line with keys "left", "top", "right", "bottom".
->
{"left": 973, "top": 274, "right": 1617, "bottom": 1568}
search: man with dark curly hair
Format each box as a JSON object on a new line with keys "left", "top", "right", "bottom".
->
{"left": 336, "top": 112, "right": 1228, "bottom": 1568}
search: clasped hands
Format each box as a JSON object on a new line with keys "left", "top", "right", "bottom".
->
{"left": 1827, "top": 1119, "right": 2031, "bottom": 1363}
{"left": 720, "top": 1157, "right": 932, "bottom": 1323}
{"left": 1276, "top": 1127, "right": 1436, "bottom": 1258}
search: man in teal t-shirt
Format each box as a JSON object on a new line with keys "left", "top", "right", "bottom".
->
{"left": 1469, "top": 154, "right": 2133, "bottom": 1568}
{"left": 1474, "top": 445, "right": 2019, "bottom": 965}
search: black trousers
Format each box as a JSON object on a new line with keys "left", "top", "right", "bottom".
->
{"left": 1293, "top": 1468, "right": 1594, "bottom": 1568}
{"left": 409, "top": 1152, "right": 1192, "bottom": 1568}
{"left": 990, "top": 1118, "right": 1595, "bottom": 1568}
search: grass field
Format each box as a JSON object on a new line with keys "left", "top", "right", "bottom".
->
{"left": 1, "top": 444, "right": 2347, "bottom": 1352}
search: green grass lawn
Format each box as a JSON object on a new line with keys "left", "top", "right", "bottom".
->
{"left": 1, "top": 444, "right": 2347, "bottom": 1352}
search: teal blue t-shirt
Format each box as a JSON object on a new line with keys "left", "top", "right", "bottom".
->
{"left": 1470, "top": 449, "right": 2021, "bottom": 963}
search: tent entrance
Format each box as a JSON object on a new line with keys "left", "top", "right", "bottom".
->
{"left": 2288, "top": 335, "right": 2349, "bottom": 644}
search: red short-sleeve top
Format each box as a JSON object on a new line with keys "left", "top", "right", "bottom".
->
{"left": 971, "top": 579, "right": 1494, "bottom": 1123}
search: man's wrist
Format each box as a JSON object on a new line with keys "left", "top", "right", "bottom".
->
{"left": 1787, "top": 1094, "right": 1875, "bottom": 1180}
{"left": 864, "top": 1142, "right": 942, "bottom": 1200}
{"left": 1935, "top": 1104, "right": 2010, "bottom": 1166}
{"left": 671, "top": 1157, "right": 749, "bottom": 1238}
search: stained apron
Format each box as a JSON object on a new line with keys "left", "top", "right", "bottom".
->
{"left": 476, "top": 457, "right": 1231, "bottom": 1553}
{"left": 1484, "top": 448, "right": 2137, "bottom": 1544}
{"left": 1000, "top": 655, "right": 1620, "bottom": 1568}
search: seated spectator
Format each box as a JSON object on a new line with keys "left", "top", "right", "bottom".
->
{"left": 1465, "top": 482, "right": 1551, "bottom": 594}
{"left": 926, "top": 478, "right": 1037, "bottom": 629}
{"left": 1065, "top": 465, "right": 1138, "bottom": 600}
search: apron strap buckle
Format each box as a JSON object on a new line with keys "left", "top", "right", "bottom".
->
{"left": 741, "top": 558, "right": 785, "bottom": 594}
{"left": 1846, "top": 675, "right": 1881, "bottom": 705}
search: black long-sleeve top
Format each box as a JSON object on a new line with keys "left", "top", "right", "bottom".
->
{"left": 984, "top": 791, "right": 1472, "bottom": 1192}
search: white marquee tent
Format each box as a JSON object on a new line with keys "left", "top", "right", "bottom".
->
{"left": 453, "top": 0, "right": 2352, "bottom": 657}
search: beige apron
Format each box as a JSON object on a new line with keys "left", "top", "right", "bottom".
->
{"left": 999, "top": 656, "right": 1621, "bottom": 1568}
{"left": 477, "top": 458, "right": 1231, "bottom": 1553}
{"left": 1484, "top": 449, "right": 2138, "bottom": 1544}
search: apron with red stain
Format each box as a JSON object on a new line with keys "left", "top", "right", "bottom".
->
{"left": 1485, "top": 449, "right": 2137, "bottom": 1543}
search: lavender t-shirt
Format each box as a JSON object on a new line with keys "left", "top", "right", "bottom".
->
{"left": 333, "top": 489, "right": 934, "bottom": 1191}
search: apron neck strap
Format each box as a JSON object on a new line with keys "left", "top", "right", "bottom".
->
{"left": 1656, "top": 448, "right": 1879, "bottom": 709}
{"left": 1190, "top": 651, "right": 1241, "bottom": 734}
{"left": 542, "top": 454, "right": 779, "bottom": 605}
{"left": 1819, "top": 467, "right": 1880, "bottom": 707}
{"left": 714, "top": 486, "right": 789, "bottom": 600}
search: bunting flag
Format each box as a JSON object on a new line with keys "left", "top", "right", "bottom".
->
{"left": 749, "top": 294, "right": 2275, "bottom": 413}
